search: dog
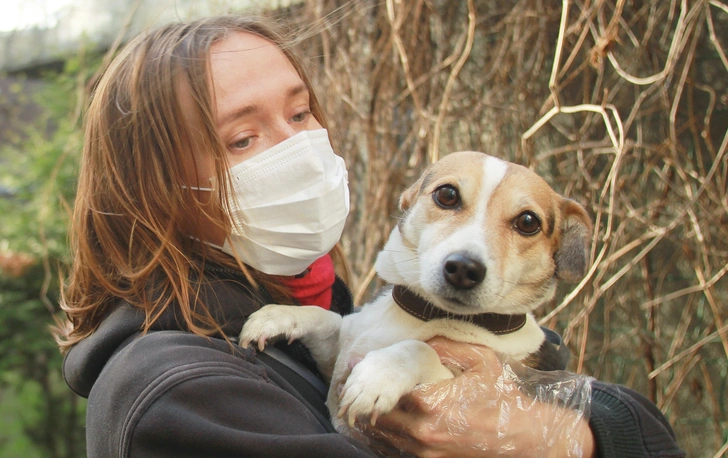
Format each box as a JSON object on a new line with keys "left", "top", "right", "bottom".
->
{"left": 240, "top": 151, "right": 592, "bottom": 432}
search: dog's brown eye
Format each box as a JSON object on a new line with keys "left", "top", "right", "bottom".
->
{"left": 433, "top": 185, "right": 460, "bottom": 209}
{"left": 515, "top": 211, "right": 541, "bottom": 235}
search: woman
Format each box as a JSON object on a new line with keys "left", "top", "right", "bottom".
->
{"left": 58, "top": 15, "right": 684, "bottom": 458}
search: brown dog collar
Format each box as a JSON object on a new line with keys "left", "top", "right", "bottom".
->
{"left": 391, "top": 285, "right": 527, "bottom": 335}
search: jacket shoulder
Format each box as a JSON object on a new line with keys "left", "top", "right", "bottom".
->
{"left": 85, "top": 331, "right": 261, "bottom": 456}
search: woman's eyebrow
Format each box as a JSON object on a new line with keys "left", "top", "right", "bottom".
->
{"left": 217, "top": 83, "right": 309, "bottom": 128}
{"left": 218, "top": 104, "right": 257, "bottom": 128}
{"left": 286, "top": 83, "right": 308, "bottom": 100}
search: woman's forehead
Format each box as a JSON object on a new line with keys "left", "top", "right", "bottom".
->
{"left": 208, "top": 31, "right": 296, "bottom": 84}
{"left": 208, "top": 32, "right": 305, "bottom": 121}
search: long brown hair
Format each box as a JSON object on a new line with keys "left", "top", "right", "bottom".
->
{"left": 56, "top": 16, "right": 333, "bottom": 352}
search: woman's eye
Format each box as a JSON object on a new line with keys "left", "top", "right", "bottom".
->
{"left": 231, "top": 137, "right": 253, "bottom": 150}
{"left": 432, "top": 185, "right": 460, "bottom": 209}
{"left": 290, "top": 110, "right": 311, "bottom": 123}
{"left": 514, "top": 211, "right": 541, "bottom": 235}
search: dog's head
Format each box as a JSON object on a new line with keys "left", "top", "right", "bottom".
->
{"left": 375, "top": 151, "right": 592, "bottom": 315}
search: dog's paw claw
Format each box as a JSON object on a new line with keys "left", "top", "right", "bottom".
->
{"left": 257, "top": 336, "right": 267, "bottom": 351}
{"left": 337, "top": 404, "right": 348, "bottom": 420}
{"left": 369, "top": 411, "right": 379, "bottom": 427}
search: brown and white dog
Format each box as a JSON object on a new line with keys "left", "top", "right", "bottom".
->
{"left": 240, "top": 151, "right": 592, "bottom": 432}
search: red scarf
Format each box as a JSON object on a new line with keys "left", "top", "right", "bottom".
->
{"left": 280, "top": 254, "right": 335, "bottom": 310}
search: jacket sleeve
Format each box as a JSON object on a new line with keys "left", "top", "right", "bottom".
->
{"left": 588, "top": 381, "right": 686, "bottom": 458}
{"left": 542, "top": 329, "right": 684, "bottom": 457}
{"left": 130, "top": 368, "right": 377, "bottom": 458}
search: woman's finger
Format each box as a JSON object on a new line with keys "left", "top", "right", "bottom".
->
{"left": 360, "top": 413, "right": 425, "bottom": 457}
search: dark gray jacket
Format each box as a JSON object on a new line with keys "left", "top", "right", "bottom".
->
{"left": 63, "top": 263, "right": 685, "bottom": 457}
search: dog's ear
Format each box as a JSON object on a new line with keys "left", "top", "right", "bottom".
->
{"left": 554, "top": 199, "right": 592, "bottom": 283}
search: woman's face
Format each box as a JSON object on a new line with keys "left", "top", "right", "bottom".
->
{"left": 181, "top": 31, "right": 323, "bottom": 244}
{"left": 210, "top": 32, "right": 323, "bottom": 167}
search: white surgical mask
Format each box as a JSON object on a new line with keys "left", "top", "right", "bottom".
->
{"left": 221, "top": 129, "right": 349, "bottom": 276}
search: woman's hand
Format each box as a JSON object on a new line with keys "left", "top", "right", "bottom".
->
{"left": 364, "top": 338, "right": 596, "bottom": 458}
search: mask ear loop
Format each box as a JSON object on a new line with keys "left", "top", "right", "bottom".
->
{"left": 181, "top": 176, "right": 217, "bottom": 192}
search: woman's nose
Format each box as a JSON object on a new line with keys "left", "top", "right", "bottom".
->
{"left": 270, "top": 123, "right": 301, "bottom": 146}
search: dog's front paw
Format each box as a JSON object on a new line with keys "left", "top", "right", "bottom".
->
{"left": 337, "top": 353, "right": 412, "bottom": 427}
{"left": 239, "top": 304, "right": 308, "bottom": 350}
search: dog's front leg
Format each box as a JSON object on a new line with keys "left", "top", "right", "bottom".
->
{"left": 239, "top": 305, "right": 342, "bottom": 380}
{"left": 338, "top": 339, "right": 454, "bottom": 427}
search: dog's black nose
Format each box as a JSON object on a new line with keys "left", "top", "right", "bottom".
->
{"left": 443, "top": 253, "right": 486, "bottom": 290}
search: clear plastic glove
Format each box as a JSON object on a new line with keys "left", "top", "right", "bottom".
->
{"left": 359, "top": 337, "right": 595, "bottom": 458}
